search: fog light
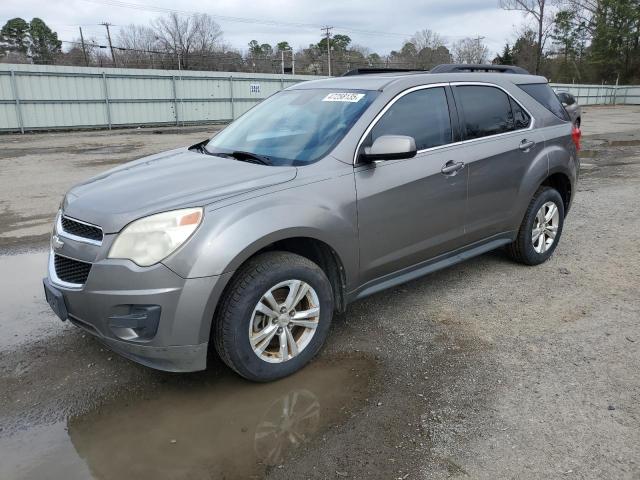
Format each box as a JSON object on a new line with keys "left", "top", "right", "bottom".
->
{"left": 108, "top": 305, "right": 161, "bottom": 341}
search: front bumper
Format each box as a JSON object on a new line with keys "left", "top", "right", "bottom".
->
{"left": 46, "top": 247, "right": 232, "bottom": 373}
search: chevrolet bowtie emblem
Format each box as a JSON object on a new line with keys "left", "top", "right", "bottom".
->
{"left": 52, "top": 234, "right": 64, "bottom": 250}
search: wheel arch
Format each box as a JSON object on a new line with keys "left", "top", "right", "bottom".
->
{"left": 540, "top": 170, "right": 573, "bottom": 214}
{"left": 221, "top": 234, "right": 349, "bottom": 314}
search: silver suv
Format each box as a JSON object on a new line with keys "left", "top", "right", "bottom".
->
{"left": 44, "top": 65, "right": 580, "bottom": 381}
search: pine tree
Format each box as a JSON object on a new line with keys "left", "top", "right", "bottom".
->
{"left": 28, "top": 18, "right": 62, "bottom": 64}
{"left": 0, "top": 18, "right": 30, "bottom": 55}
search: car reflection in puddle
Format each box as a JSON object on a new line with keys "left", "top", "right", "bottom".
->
{"left": 254, "top": 388, "right": 321, "bottom": 465}
{"left": 62, "top": 355, "right": 373, "bottom": 479}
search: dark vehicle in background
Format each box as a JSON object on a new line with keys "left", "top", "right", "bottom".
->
{"left": 557, "top": 91, "right": 582, "bottom": 128}
{"left": 44, "top": 64, "right": 581, "bottom": 382}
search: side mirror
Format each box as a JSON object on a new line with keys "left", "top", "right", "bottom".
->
{"left": 360, "top": 135, "right": 417, "bottom": 162}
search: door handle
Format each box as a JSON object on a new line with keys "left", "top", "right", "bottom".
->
{"left": 519, "top": 139, "right": 536, "bottom": 151}
{"left": 441, "top": 160, "right": 465, "bottom": 175}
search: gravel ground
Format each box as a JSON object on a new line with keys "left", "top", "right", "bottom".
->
{"left": 0, "top": 106, "right": 638, "bottom": 479}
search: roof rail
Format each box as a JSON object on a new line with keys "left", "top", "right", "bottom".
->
{"left": 342, "top": 68, "right": 427, "bottom": 76}
{"left": 430, "top": 64, "right": 530, "bottom": 74}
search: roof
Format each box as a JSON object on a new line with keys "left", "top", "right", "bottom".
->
{"left": 289, "top": 71, "right": 549, "bottom": 92}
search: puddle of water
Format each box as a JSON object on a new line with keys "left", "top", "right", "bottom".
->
{"left": 607, "top": 139, "right": 640, "bottom": 147}
{"left": 74, "top": 145, "right": 137, "bottom": 155}
{"left": 579, "top": 150, "right": 597, "bottom": 158}
{"left": 0, "top": 250, "right": 64, "bottom": 349}
{"left": 0, "top": 355, "right": 374, "bottom": 480}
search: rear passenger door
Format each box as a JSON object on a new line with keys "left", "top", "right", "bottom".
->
{"left": 451, "top": 83, "right": 544, "bottom": 243}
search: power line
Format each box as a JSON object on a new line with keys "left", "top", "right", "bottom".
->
{"left": 79, "top": 0, "right": 416, "bottom": 39}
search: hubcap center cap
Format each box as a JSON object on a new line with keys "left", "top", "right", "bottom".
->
{"left": 276, "top": 314, "right": 290, "bottom": 327}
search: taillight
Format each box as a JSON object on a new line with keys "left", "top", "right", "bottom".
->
{"left": 572, "top": 125, "right": 581, "bottom": 151}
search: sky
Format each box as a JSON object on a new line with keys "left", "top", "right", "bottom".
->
{"left": 2, "top": 0, "right": 529, "bottom": 56}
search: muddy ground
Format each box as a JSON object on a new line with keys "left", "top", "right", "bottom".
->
{"left": 0, "top": 107, "right": 639, "bottom": 479}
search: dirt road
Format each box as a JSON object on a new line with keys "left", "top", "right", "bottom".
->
{"left": 0, "top": 107, "right": 638, "bottom": 479}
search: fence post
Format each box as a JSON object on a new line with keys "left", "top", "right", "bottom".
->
{"left": 10, "top": 70, "right": 24, "bottom": 134}
{"left": 102, "top": 72, "right": 112, "bottom": 130}
{"left": 280, "top": 77, "right": 284, "bottom": 90}
{"left": 172, "top": 75, "right": 179, "bottom": 126}
{"left": 229, "top": 76, "right": 235, "bottom": 121}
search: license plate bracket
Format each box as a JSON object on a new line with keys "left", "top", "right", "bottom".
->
{"left": 43, "top": 279, "right": 68, "bottom": 321}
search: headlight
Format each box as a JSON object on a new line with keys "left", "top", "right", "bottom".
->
{"left": 108, "top": 208, "right": 203, "bottom": 266}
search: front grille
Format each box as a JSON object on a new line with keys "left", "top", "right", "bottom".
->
{"left": 61, "top": 216, "right": 103, "bottom": 242}
{"left": 54, "top": 255, "right": 92, "bottom": 284}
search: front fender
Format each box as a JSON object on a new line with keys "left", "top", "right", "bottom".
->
{"left": 163, "top": 175, "right": 359, "bottom": 288}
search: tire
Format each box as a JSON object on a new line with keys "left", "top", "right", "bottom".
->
{"left": 506, "top": 186, "right": 565, "bottom": 266}
{"left": 575, "top": 117, "right": 581, "bottom": 129}
{"left": 214, "top": 251, "right": 334, "bottom": 382}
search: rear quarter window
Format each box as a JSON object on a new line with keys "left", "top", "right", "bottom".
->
{"left": 519, "top": 83, "right": 570, "bottom": 121}
{"left": 454, "top": 85, "right": 516, "bottom": 140}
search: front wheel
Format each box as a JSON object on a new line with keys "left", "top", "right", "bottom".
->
{"left": 506, "top": 186, "right": 565, "bottom": 265}
{"left": 214, "top": 251, "right": 334, "bottom": 382}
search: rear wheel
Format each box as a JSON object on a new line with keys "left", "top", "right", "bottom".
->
{"left": 506, "top": 186, "right": 565, "bottom": 265}
{"left": 214, "top": 251, "right": 333, "bottom": 382}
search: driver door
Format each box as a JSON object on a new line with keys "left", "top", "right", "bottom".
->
{"left": 354, "top": 85, "right": 468, "bottom": 286}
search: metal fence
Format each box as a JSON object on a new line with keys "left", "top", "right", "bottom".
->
{"left": 1, "top": 64, "right": 639, "bottom": 133}
{"left": 0, "top": 64, "right": 323, "bottom": 133}
{"left": 550, "top": 83, "right": 640, "bottom": 105}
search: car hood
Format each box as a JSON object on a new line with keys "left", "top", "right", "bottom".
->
{"left": 63, "top": 147, "right": 297, "bottom": 233}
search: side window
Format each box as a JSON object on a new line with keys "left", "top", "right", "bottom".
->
{"left": 518, "top": 83, "right": 571, "bottom": 121}
{"left": 510, "top": 97, "right": 531, "bottom": 129}
{"left": 369, "top": 87, "right": 452, "bottom": 151}
{"left": 455, "top": 85, "right": 515, "bottom": 140}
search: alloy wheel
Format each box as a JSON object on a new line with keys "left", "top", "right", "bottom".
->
{"left": 249, "top": 280, "right": 320, "bottom": 363}
{"left": 532, "top": 201, "right": 560, "bottom": 254}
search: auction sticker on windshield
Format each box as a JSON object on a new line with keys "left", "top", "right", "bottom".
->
{"left": 322, "top": 92, "right": 365, "bottom": 102}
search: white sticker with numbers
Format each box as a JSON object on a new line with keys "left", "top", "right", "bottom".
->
{"left": 322, "top": 92, "right": 365, "bottom": 103}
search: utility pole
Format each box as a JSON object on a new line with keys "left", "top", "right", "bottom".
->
{"left": 100, "top": 22, "right": 117, "bottom": 67}
{"left": 79, "top": 27, "right": 89, "bottom": 66}
{"left": 321, "top": 26, "right": 333, "bottom": 76}
{"left": 474, "top": 35, "right": 485, "bottom": 64}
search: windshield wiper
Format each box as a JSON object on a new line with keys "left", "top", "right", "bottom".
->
{"left": 191, "top": 144, "right": 272, "bottom": 166}
{"left": 229, "top": 150, "right": 272, "bottom": 166}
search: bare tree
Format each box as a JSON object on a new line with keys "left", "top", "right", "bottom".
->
{"left": 117, "top": 24, "right": 159, "bottom": 68}
{"left": 410, "top": 29, "right": 447, "bottom": 51}
{"left": 152, "top": 12, "right": 223, "bottom": 69}
{"left": 499, "top": 0, "right": 555, "bottom": 73}
{"left": 452, "top": 37, "right": 489, "bottom": 64}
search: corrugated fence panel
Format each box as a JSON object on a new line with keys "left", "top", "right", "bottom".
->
{"left": 20, "top": 102, "right": 108, "bottom": 129}
{"left": 16, "top": 72, "right": 104, "bottom": 100}
{"left": 177, "top": 101, "right": 232, "bottom": 123}
{"left": 0, "top": 73, "right": 19, "bottom": 130}
{"left": 547, "top": 83, "right": 640, "bottom": 105}
{"left": 232, "top": 100, "right": 261, "bottom": 118}
{"left": 175, "top": 77, "right": 231, "bottom": 100}
{"left": 108, "top": 75, "right": 173, "bottom": 100}
{"left": 622, "top": 86, "right": 640, "bottom": 105}
{"left": 0, "top": 64, "right": 321, "bottom": 132}
{"left": 0, "top": 74, "right": 15, "bottom": 100}
{"left": 3, "top": 65, "right": 638, "bottom": 133}
{"left": 110, "top": 101, "right": 176, "bottom": 126}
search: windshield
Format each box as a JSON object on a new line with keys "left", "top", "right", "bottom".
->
{"left": 205, "top": 89, "right": 378, "bottom": 166}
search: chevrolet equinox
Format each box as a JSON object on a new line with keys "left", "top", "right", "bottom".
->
{"left": 44, "top": 64, "right": 580, "bottom": 381}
